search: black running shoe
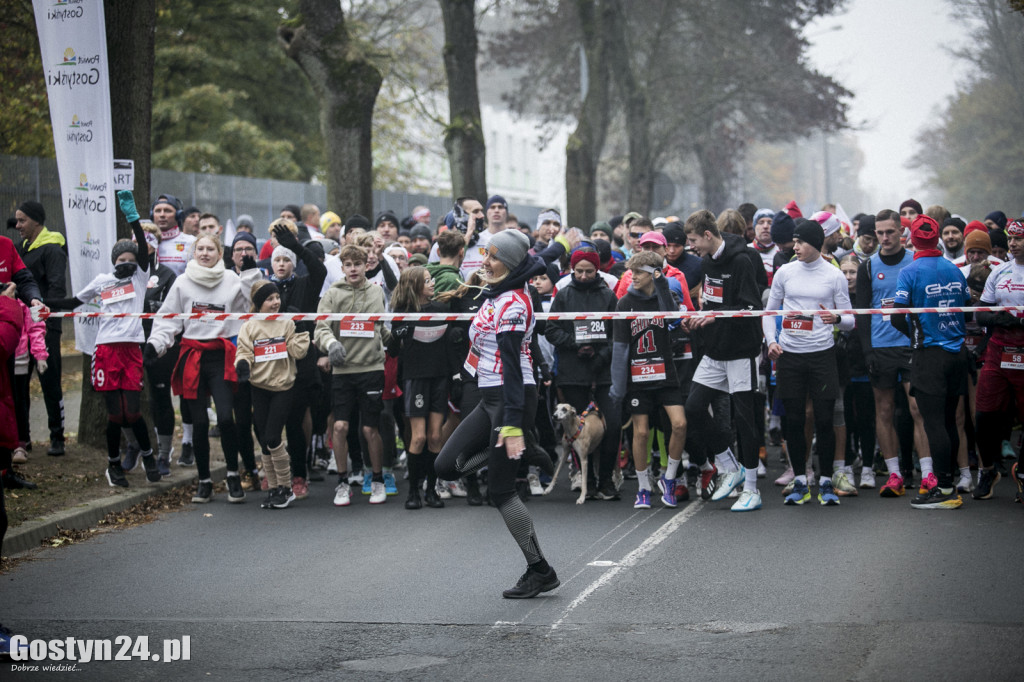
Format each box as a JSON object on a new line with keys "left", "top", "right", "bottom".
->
{"left": 502, "top": 566, "right": 560, "bottom": 599}
{"left": 973, "top": 469, "right": 1000, "bottom": 500}
{"left": 465, "top": 478, "right": 483, "bottom": 506}
{"left": 192, "top": 480, "right": 213, "bottom": 503}
{"left": 226, "top": 475, "right": 245, "bottom": 503}
{"left": 911, "top": 487, "right": 963, "bottom": 510}
{"left": 260, "top": 491, "right": 275, "bottom": 509}
{"left": 177, "top": 443, "right": 195, "bottom": 467}
{"left": 140, "top": 451, "right": 161, "bottom": 483}
{"left": 596, "top": 481, "right": 621, "bottom": 501}
{"left": 271, "top": 486, "right": 295, "bottom": 509}
{"left": 105, "top": 462, "right": 129, "bottom": 488}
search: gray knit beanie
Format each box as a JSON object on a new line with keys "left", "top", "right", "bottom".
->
{"left": 489, "top": 229, "right": 530, "bottom": 271}
{"left": 111, "top": 239, "right": 138, "bottom": 264}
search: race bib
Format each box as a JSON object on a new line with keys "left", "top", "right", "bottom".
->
{"left": 412, "top": 324, "right": 447, "bottom": 343}
{"left": 964, "top": 335, "right": 982, "bottom": 355}
{"left": 338, "top": 320, "right": 373, "bottom": 338}
{"left": 881, "top": 297, "right": 894, "bottom": 323}
{"left": 782, "top": 315, "right": 814, "bottom": 334}
{"left": 630, "top": 357, "right": 666, "bottom": 383}
{"left": 100, "top": 279, "right": 135, "bottom": 305}
{"left": 575, "top": 320, "right": 606, "bottom": 342}
{"left": 191, "top": 302, "right": 225, "bottom": 323}
{"left": 254, "top": 336, "right": 287, "bottom": 363}
{"left": 704, "top": 276, "right": 723, "bottom": 304}
{"left": 463, "top": 344, "right": 481, "bottom": 377}
{"left": 1001, "top": 347, "right": 1024, "bottom": 370}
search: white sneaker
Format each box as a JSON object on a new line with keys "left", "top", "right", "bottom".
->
{"left": 756, "top": 461, "right": 767, "bottom": 478}
{"left": 333, "top": 483, "right": 351, "bottom": 507}
{"left": 859, "top": 467, "right": 876, "bottom": 489}
{"left": 369, "top": 481, "right": 386, "bottom": 504}
{"left": 436, "top": 480, "right": 452, "bottom": 499}
{"left": 956, "top": 475, "right": 974, "bottom": 494}
{"left": 327, "top": 454, "right": 338, "bottom": 474}
{"left": 730, "top": 489, "right": 762, "bottom": 512}
{"left": 347, "top": 470, "right": 364, "bottom": 485}
{"left": 527, "top": 473, "right": 544, "bottom": 496}
{"left": 711, "top": 467, "right": 745, "bottom": 501}
{"left": 447, "top": 479, "right": 468, "bottom": 497}
{"left": 570, "top": 471, "right": 582, "bottom": 492}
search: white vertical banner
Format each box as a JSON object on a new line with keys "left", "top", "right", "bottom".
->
{"left": 33, "top": 0, "right": 116, "bottom": 354}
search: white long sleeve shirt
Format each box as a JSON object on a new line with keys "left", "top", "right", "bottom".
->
{"left": 763, "top": 256, "right": 853, "bottom": 353}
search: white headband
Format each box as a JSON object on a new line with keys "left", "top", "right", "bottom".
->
{"left": 536, "top": 210, "right": 561, "bottom": 232}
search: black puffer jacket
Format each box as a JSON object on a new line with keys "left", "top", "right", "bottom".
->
{"left": 545, "top": 275, "right": 617, "bottom": 386}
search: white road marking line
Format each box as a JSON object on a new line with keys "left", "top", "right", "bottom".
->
{"left": 587, "top": 560, "right": 618, "bottom": 567}
{"left": 549, "top": 501, "right": 704, "bottom": 631}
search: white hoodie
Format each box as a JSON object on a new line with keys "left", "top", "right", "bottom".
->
{"left": 148, "top": 260, "right": 261, "bottom": 354}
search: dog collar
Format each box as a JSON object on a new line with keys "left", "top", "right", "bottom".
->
{"left": 568, "top": 401, "right": 599, "bottom": 444}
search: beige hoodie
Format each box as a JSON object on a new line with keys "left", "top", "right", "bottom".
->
{"left": 235, "top": 319, "right": 309, "bottom": 391}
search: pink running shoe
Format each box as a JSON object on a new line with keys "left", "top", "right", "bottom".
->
{"left": 775, "top": 467, "right": 795, "bottom": 486}
{"left": 918, "top": 472, "right": 938, "bottom": 495}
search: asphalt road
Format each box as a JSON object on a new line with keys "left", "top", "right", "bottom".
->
{"left": 4, "top": 456, "right": 1024, "bottom": 681}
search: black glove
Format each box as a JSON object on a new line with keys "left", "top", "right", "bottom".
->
{"left": 992, "top": 311, "right": 1024, "bottom": 328}
{"left": 143, "top": 343, "right": 160, "bottom": 367}
{"left": 540, "top": 363, "right": 552, "bottom": 384}
{"left": 236, "top": 359, "right": 251, "bottom": 384}
{"left": 577, "top": 345, "right": 595, "bottom": 359}
{"left": 241, "top": 255, "right": 258, "bottom": 271}
{"left": 447, "top": 326, "right": 466, "bottom": 346}
{"left": 273, "top": 224, "right": 301, "bottom": 253}
{"left": 392, "top": 324, "right": 411, "bottom": 340}
{"left": 864, "top": 351, "right": 877, "bottom": 377}
{"left": 449, "top": 374, "right": 463, "bottom": 406}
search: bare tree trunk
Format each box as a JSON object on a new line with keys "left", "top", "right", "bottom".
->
{"left": 565, "top": 0, "right": 613, "bottom": 228}
{"left": 279, "top": 1, "right": 382, "bottom": 217}
{"left": 694, "top": 140, "right": 730, "bottom": 215}
{"left": 438, "top": 0, "right": 487, "bottom": 201}
{"left": 75, "top": 0, "right": 157, "bottom": 450}
{"left": 605, "top": 0, "right": 653, "bottom": 214}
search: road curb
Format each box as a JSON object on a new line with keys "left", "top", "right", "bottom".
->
{"left": 4, "top": 463, "right": 227, "bottom": 557}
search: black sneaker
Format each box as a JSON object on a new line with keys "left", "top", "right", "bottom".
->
{"left": 596, "top": 481, "right": 621, "bottom": 501}
{"left": 465, "top": 478, "right": 483, "bottom": 506}
{"left": 105, "top": 462, "right": 129, "bottom": 488}
{"left": 423, "top": 485, "right": 444, "bottom": 508}
{"left": 226, "top": 475, "right": 245, "bottom": 503}
{"left": 260, "top": 491, "right": 275, "bottom": 509}
{"left": 47, "top": 438, "right": 65, "bottom": 457}
{"left": 973, "top": 469, "right": 1000, "bottom": 500}
{"left": 502, "top": 565, "right": 560, "bottom": 599}
{"left": 140, "top": 451, "right": 161, "bottom": 483}
{"left": 405, "top": 484, "right": 423, "bottom": 510}
{"left": 271, "top": 486, "right": 296, "bottom": 509}
{"left": 192, "top": 480, "right": 213, "bottom": 503}
{"left": 911, "top": 487, "right": 963, "bottom": 510}
{"left": 2, "top": 469, "right": 38, "bottom": 490}
{"left": 177, "top": 443, "right": 195, "bottom": 467}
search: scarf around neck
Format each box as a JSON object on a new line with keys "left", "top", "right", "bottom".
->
{"left": 186, "top": 258, "right": 226, "bottom": 288}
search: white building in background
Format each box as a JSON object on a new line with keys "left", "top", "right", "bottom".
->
{"left": 402, "top": 104, "right": 570, "bottom": 219}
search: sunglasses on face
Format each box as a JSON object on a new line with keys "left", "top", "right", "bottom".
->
{"left": 629, "top": 232, "right": 647, "bottom": 240}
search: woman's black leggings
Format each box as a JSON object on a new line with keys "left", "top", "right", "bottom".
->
{"left": 146, "top": 342, "right": 178, "bottom": 437}
{"left": 844, "top": 381, "right": 876, "bottom": 465}
{"left": 251, "top": 385, "right": 291, "bottom": 450}
{"left": 560, "top": 385, "right": 620, "bottom": 488}
{"left": 436, "top": 385, "right": 546, "bottom": 566}
{"left": 103, "top": 389, "right": 152, "bottom": 460}
{"left": 185, "top": 351, "right": 238, "bottom": 479}
{"left": 782, "top": 397, "right": 835, "bottom": 478}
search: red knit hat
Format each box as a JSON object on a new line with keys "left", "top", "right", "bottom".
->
{"left": 784, "top": 200, "right": 803, "bottom": 219}
{"left": 964, "top": 220, "right": 988, "bottom": 237}
{"left": 570, "top": 250, "right": 600, "bottom": 270}
{"left": 1007, "top": 220, "right": 1024, "bottom": 238}
{"left": 910, "top": 215, "right": 940, "bottom": 251}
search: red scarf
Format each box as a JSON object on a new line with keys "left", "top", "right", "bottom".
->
{"left": 753, "top": 240, "right": 775, "bottom": 253}
{"left": 913, "top": 249, "right": 942, "bottom": 260}
{"left": 171, "top": 337, "right": 237, "bottom": 399}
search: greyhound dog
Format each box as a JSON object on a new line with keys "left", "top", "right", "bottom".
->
{"left": 548, "top": 402, "right": 605, "bottom": 504}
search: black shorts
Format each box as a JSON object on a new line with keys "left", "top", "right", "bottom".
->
{"left": 910, "top": 346, "right": 968, "bottom": 398}
{"left": 869, "top": 346, "right": 912, "bottom": 389}
{"left": 776, "top": 347, "right": 839, "bottom": 402}
{"left": 404, "top": 377, "right": 448, "bottom": 418}
{"left": 332, "top": 371, "right": 385, "bottom": 425}
{"left": 626, "top": 384, "right": 684, "bottom": 415}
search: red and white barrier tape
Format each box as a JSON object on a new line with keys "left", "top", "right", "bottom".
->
{"left": 34, "top": 305, "right": 1024, "bottom": 323}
